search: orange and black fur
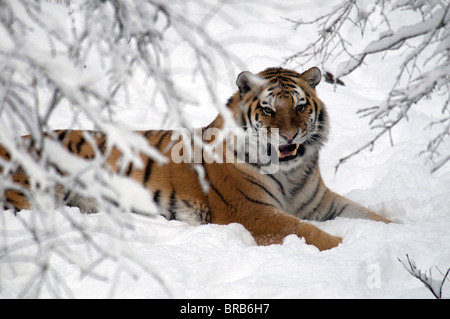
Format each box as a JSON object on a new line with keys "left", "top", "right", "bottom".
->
{"left": 0, "top": 67, "right": 390, "bottom": 251}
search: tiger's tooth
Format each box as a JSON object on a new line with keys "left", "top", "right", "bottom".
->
{"left": 292, "top": 144, "right": 300, "bottom": 156}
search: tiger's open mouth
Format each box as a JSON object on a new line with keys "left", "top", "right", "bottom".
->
{"left": 277, "top": 144, "right": 305, "bottom": 162}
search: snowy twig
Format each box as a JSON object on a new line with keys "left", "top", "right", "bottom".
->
{"left": 0, "top": 0, "right": 241, "bottom": 298}
{"left": 398, "top": 254, "right": 450, "bottom": 299}
{"left": 286, "top": 0, "right": 450, "bottom": 173}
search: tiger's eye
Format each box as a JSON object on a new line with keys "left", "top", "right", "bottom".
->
{"left": 262, "top": 107, "right": 274, "bottom": 116}
{"left": 296, "top": 104, "right": 306, "bottom": 113}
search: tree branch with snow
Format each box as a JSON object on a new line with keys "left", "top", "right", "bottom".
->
{"left": 285, "top": 0, "right": 450, "bottom": 173}
{"left": 0, "top": 0, "right": 240, "bottom": 298}
{"left": 399, "top": 254, "right": 450, "bottom": 299}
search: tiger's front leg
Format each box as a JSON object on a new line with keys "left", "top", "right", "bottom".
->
{"left": 205, "top": 163, "right": 342, "bottom": 251}
{"left": 239, "top": 207, "right": 343, "bottom": 251}
{"left": 337, "top": 197, "right": 391, "bottom": 223}
{"left": 313, "top": 190, "right": 391, "bottom": 223}
{"left": 214, "top": 204, "right": 342, "bottom": 251}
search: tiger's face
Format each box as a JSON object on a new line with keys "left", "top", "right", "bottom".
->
{"left": 232, "top": 67, "right": 330, "bottom": 172}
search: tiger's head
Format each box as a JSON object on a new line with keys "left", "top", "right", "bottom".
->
{"left": 229, "top": 67, "right": 330, "bottom": 172}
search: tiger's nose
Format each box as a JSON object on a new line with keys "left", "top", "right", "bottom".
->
{"left": 280, "top": 131, "right": 298, "bottom": 143}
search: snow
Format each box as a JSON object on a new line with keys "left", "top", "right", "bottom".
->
{"left": 364, "top": 7, "right": 449, "bottom": 55}
{"left": 1, "top": 1, "right": 450, "bottom": 299}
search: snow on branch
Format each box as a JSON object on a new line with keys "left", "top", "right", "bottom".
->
{"left": 285, "top": 0, "right": 450, "bottom": 173}
{"left": 0, "top": 0, "right": 240, "bottom": 297}
{"left": 399, "top": 254, "right": 450, "bottom": 299}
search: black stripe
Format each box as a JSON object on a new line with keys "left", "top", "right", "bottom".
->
{"left": 280, "top": 77, "right": 299, "bottom": 87}
{"left": 312, "top": 99, "right": 319, "bottom": 122}
{"left": 295, "top": 178, "right": 321, "bottom": 216}
{"left": 238, "top": 189, "right": 276, "bottom": 208}
{"left": 266, "top": 174, "right": 285, "bottom": 196}
{"left": 8, "top": 191, "right": 27, "bottom": 205}
{"left": 246, "top": 102, "right": 253, "bottom": 128}
{"left": 317, "top": 109, "right": 324, "bottom": 123}
{"left": 209, "top": 182, "right": 233, "bottom": 208}
{"left": 1, "top": 151, "right": 11, "bottom": 160}
{"left": 244, "top": 176, "right": 282, "bottom": 207}
{"left": 322, "top": 203, "right": 349, "bottom": 221}
{"left": 98, "top": 138, "right": 107, "bottom": 155}
{"left": 125, "top": 162, "right": 133, "bottom": 176}
{"left": 142, "top": 131, "right": 170, "bottom": 186}
{"left": 298, "top": 144, "right": 306, "bottom": 157}
{"left": 226, "top": 96, "right": 234, "bottom": 107}
{"left": 284, "top": 83, "right": 298, "bottom": 90}
{"left": 182, "top": 199, "right": 193, "bottom": 208}
{"left": 63, "top": 191, "right": 71, "bottom": 202}
{"left": 156, "top": 131, "right": 171, "bottom": 147}
{"left": 67, "top": 141, "right": 74, "bottom": 153}
{"left": 168, "top": 190, "right": 177, "bottom": 220}
{"left": 202, "top": 163, "right": 235, "bottom": 211}
{"left": 335, "top": 203, "right": 350, "bottom": 219}
{"left": 263, "top": 68, "right": 282, "bottom": 76}
{"left": 307, "top": 189, "right": 330, "bottom": 220}
{"left": 322, "top": 200, "right": 338, "bottom": 221}
{"left": 267, "top": 86, "right": 276, "bottom": 93}
{"left": 290, "top": 163, "right": 317, "bottom": 197}
{"left": 232, "top": 166, "right": 282, "bottom": 207}
{"left": 153, "top": 189, "right": 161, "bottom": 205}
{"left": 143, "top": 158, "right": 154, "bottom": 186}
{"left": 76, "top": 136, "right": 86, "bottom": 153}
{"left": 57, "top": 130, "right": 67, "bottom": 141}
{"left": 239, "top": 111, "right": 246, "bottom": 128}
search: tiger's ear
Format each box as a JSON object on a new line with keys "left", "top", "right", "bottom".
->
{"left": 301, "top": 67, "right": 322, "bottom": 89}
{"left": 236, "top": 71, "right": 266, "bottom": 95}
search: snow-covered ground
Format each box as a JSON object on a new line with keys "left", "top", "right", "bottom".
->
{"left": 1, "top": 1, "right": 450, "bottom": 299}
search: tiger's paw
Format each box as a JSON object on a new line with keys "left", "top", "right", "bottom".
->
{"left": 302, "top": 224, "right": 343, "bottom": 251}
{"left": 317, "top": 234, "right": 342, "bottom": 251}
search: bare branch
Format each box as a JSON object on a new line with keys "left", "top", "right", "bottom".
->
{"left": 398, "top": 254, "right": 450, "bottom": 299}
{"left": 286, "top": 0, "right": 450, "bottom": 172}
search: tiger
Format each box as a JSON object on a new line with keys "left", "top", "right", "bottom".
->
{"left": 0, "top": 67, "right": 390, "bottom": 251}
